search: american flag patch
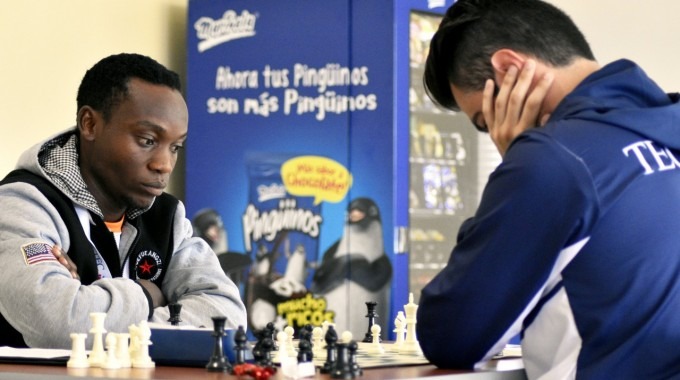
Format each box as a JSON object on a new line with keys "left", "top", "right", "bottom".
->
{"left": 21, "top": 243, "right": 57, "bottom": 266}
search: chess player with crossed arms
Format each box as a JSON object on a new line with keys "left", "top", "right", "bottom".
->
{"left": 0, "top": 53, "right": 246, "bottom": 348}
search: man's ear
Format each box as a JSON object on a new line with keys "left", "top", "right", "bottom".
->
{"left": 490, "top": 49, "right": 527, "bottom": 85}
{"left": 77, "top": 106, "right": 98, "bottom": 141}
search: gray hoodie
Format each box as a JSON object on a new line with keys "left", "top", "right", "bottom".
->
{"left": 0, "top": 128, "right": 247, "bottom": 348}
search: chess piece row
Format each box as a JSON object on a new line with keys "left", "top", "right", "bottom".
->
{"left": 392, "top": 293, "right": 423, "bottom": 354}
{"left": 67, "top": 312, "right": 154, "bottom": 369}
{"left": 362, "top": 295, "right": 422, "bottom": 355}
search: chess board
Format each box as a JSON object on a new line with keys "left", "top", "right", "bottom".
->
{"left": 340, "top": 342, "right": 430, "bottom": 368}
{"left": 273, "top": 341, "right": 430, "bottom": 369}
{"left": 271, "top": 342, "right": 522, "bottom": 369}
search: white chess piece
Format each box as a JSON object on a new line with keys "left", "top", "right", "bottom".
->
{"left": 341, "top": 330, "right": 353, "bottom": 344}
{"left": 284, "top": 325, "right": 296, "bottom": 356}
{"left": 102, "top": 333, "right": 121, "bottom": 369}
{"left": 67, "top": 333, "right": 89, "bottom": 368}
{"left": 367, "top": 324, "right": 384, "bottom": 355}
{"left": 400, "top": 293, "right": 423, "bottom": 355}
{"left": 116, "top": 333, "right": 131, "bottom": 368}
{"left": 312, "top": 326, "right": 324, "bottom": 356}
{"left": 393, "top": 311, "right": 406, "bottom": 348}
{"left": 131, "top": 320, "right": 155, "bottom": 368}
{"left": 128, "top": 324, "right": 140, "bottom": 362}
{"left": 276, "top": 331, "right": 290, "bottom": 359}
{"left": 88, "top": 312, "right": 107, "bottom": 367}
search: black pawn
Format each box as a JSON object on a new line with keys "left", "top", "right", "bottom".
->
{"left": 251, "top": 328, "right": 266, "bottom": 362}
{"left": 320, "top": 325, "right": 338, "bottom": 374}
{"left": 331, "top": 343, "right": 352, "bottom": 379}
{"left": 206, "top": 316, "right": 232, "bottom": 373}
{"left": 257, "top": 336, "right": 274, "bottom": 367}
{"left": 265, "top": 322, "right": 278, "bottom": 350}
{"left": 299, "top": 324, "right": 313, "bottom": 345}
{"left": 297, "top": 339, "right": 313, "bottom": 363}
{"left": 348, "top": 340, "right": 362, "bottom": 378}
{"left": 234, "top": 325, "right": 248, "bottom": 365}
{"left": 167, "top": 302, "right": 182, "bottom": 326}
{"left": 303, "top": 324, "right": 314, "bottom": 337}
{"left": 363, "top": 301, "right": 379, "bottom": 343}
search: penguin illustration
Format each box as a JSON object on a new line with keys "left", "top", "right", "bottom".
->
{"left": 245, "top": 242, "right": 283, "bottom": 331}
{"left": 191, "top": 208, "right": 228, "bottom": 254}
{"left": 269, "top": 242, "right": 308, "bottom": 298}
{"left": 310, "top": 197, "right": 392, "bottom": 338}
{"left": 283, "top": 243, "right": 309, "bottom": 286}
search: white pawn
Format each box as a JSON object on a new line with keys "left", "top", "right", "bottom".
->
{"left": 88, "top": 312, "right": 107, "bottom": 367}
{"left": 393, "top": 311, "right": 406, "bottom": 348}
{"left": 341, "top": 330, "right": 353, "bottom": 344}
{"left": 67, "top": 333, "right": 89, "bottom": 368}
{"left": 128, "top": 324, "right": 140, "bottom": 362}
{"left": 132, "top": 320, "right": 155, "bottom": 368}
{"left": 102, "top": 333, "right": 121, "bottom": 369}
{"left": 368, "top": 324, "right": 384, "bottom": 355}
{"left": 284, "top": 326, "right": 296, "bottom": 356}
{"left": 116, "top": 333, "right": 131, "bottom": 368}
{"left": 312, "top": 327, "right": 324, "bottom": 356}
{"left": 276, "top": 331, "right": 290, "bottom": 359}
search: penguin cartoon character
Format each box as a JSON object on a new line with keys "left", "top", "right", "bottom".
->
{"left": 310, "top": 197, "right": 392, "bottom": 337}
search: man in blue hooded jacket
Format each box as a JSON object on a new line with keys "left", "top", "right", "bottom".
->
{"left": 417, "top": 0, "right": 680, "bottom": 378}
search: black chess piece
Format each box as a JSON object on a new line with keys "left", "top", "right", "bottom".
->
{"left": 299, "top": 324, "right": 312, "bottom": 344}
{"left": 303, "top": 324, "right": 314, "bottom": 338}
{"left": 297, "top": 339, "right": 313, "bottom": 363}
{"left": 331, "top": 343, "right": 353, "bottom": 379}
{"left": 348, "top": 340, "right": 362, "bottom": 378}
{"left": 251, "top": 327, "right": 268, "bottom": 362}
{"left": 167, "top": 302, "right": 182, "bottom": 326}
{"left": 265, "top": 322, "right": 278, "bottom": 350}
{"left": 234, "top": 325, "right": 248, "bottom": 365}
{"left": 265, "top": 322, "right": 277, "bottom": 340}
{"left": 206, "top": 316, "right": 232, "bottom": 373}
{"left": 363, "top": 301, "right": 379, "bottom": 343}
{"left": 257, "top": 336, "right": 274, "bottom": 367}
{"left": 320, "top": 325, "right": 338, "bottom": 374}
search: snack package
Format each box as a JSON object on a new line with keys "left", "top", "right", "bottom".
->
{"left": 242, "top": 153, "right": 332, "bottom": 333}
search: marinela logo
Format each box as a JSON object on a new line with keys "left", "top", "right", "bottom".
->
{"left": 135, "top": 250, "right": 163, "bottom": 282}
{"left": 194, "top": 10, "right": 257, "bottom": 52}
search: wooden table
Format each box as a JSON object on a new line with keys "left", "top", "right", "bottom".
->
{"left": 0, "top": 359, "right": 526, "bottom": 379}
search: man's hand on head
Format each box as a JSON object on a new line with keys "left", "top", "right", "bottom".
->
{"left": 51, "top": 245, "right": 79, "bottom": 280}
{"left": 482, "top": 59, "right": 554, "bottom": 156}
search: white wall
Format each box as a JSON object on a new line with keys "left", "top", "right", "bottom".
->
{"left": 1, "top": 1, "right": 679, "bottom": 200}
{"left": 0, "top": 0, "right": 188, "bottom": 197}
{"left": 549, "top": 0, "right": 680, "bottom": 92}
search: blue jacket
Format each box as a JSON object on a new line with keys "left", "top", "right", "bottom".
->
{"left": 417, "top": 59, "right": 680, "bottom": 379}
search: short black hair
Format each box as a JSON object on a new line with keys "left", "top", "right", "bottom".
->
{"left": 76, "top": 53, "right": 181, "bottom": 121}
{"left": 424, "top": 0, "right": 594, "bottom": 111}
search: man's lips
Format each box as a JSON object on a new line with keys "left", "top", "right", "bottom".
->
{"left": 142, "top": 182, "right": 166, "bottom": 196}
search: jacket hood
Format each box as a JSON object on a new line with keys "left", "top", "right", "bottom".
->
{"left": 14, "top": 127, "right": 155, "bottom": 220}
{"left": 551, "top": 59, "right": 680, "bottom": 150}
{"left": 15, "top": 128, "right": 75, "bottom": 178}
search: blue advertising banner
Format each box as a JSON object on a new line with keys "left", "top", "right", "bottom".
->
{"left": 186, "top": 0, "right": 456, "bottom": 339}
